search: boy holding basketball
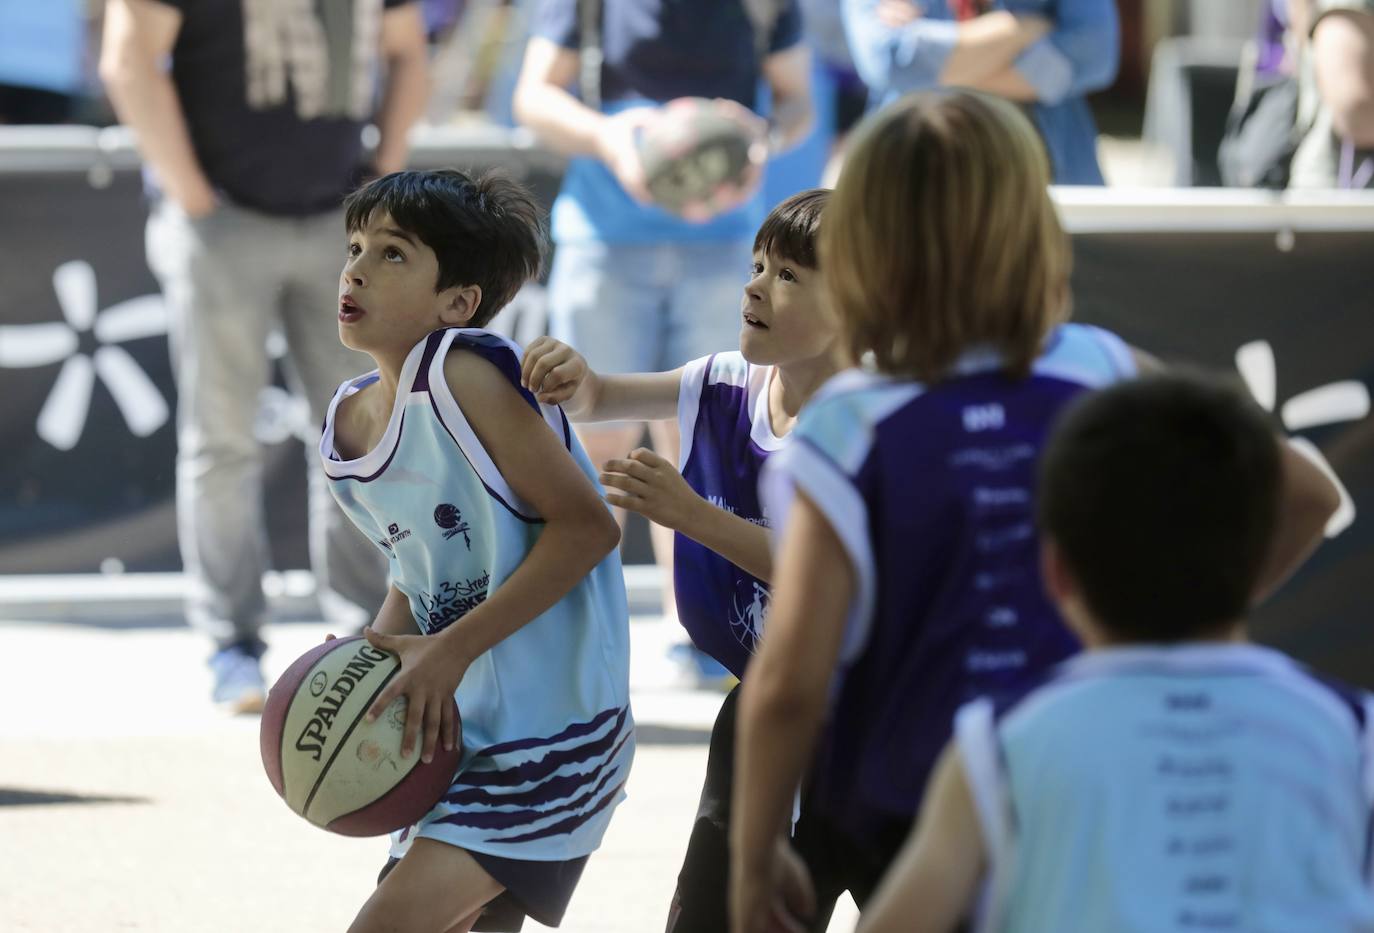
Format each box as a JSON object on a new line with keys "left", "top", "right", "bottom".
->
{"left": 319, "top": 169, "right": 634, "bottom": 933}
{"left": 859, "top": 373, "right": 1372, "bottom": 933}
{"left": 521, "top": 188, "right": 843, "bottom": 932}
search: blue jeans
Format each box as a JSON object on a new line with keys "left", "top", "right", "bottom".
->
{"left": 547, "top": 239, "right": 753, "bottom": 374}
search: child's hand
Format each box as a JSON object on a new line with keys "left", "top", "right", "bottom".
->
{"left": 362, "top": 626, "right": 465, "bottom": 764}
{"left": 522, "top": 336, "right": 591, "bottom": 406}
{"left": 730, "top": 837, "right": 815, "bottom": 933}
{"left": 600, "top": 448, "right": 701, "bottom": 532}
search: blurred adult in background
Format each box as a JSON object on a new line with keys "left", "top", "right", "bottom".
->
{"left": 764, "top": 0, "right": 870, "bottom": 201}
{"left": 0, "top": 0, "right": 88, "bottom": 124}
{"left": 1289, "top": 0, "right": 1374, "bottom": 187}
{"left": 841, "top": 0, "right": 1119, "bottom": 184}
{"left": 99, "top": 0, "right": 430, "bottom": 712}
{"left": 511, "top": 0, "right": 813, "bottom": 656}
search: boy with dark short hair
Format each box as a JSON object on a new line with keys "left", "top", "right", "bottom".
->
{"left": 859, "top": 373, "right": 1368, "bottom": 933}
{"left": 321, "top": 169, "right": 634, "bottom": 933}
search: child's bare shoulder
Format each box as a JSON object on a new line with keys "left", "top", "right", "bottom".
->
{"left": 441, "top": 343, "right": 523, "bottom": 401}
{"left": 332, "top": 380, "right": 382, "bottom": 460}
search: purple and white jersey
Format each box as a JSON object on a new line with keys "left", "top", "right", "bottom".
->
{"left": 760, "top": 322, "right": 1137, "bottom": 840}
{"left": 675, "top": 352, "right": 784, "bottom": 678}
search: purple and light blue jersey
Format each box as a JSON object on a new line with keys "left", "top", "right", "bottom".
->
{"left": 319, "top": 328, "right": 634, "bottom": 862}
{"left": 674, "top": 352, "right": 784, "bottom": 679}
{"left": 958, "top": 644, "right": 1374, "bottom": 932}
{"left": 760, "top": 322, "right": 1137, "bottom": 840}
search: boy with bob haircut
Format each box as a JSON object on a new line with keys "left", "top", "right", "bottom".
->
{"left": 321, "top": 169, "right": 634, "bottom": 932}
{"left": 860, "top": 373, "right": 1370, "bottom": 933}
{"left": 522, "top": 188, "right": 846, "bottom": 931}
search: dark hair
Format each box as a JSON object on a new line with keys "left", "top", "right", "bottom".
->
{"left": 1038, "top": 372, "right": 1281, "bottom": 641}
{"left": 753, "top": 188, "right": 830, "bottom": 269}
{"left": 344, "top": 169, "right": 547, "bottom": 327}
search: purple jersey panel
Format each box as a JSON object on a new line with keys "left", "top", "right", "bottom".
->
{"left": 674, "top": 353, "right": 783, "bottom": 679}
{"left": 764, "top": 323, "right": 1136, "bottom": 844}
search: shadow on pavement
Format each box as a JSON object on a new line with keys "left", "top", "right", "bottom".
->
{"left": 0, "top": 787, "right": 150, "bottom": 807}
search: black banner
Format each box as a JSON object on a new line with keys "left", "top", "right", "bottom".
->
{"left": 1, "top": 138, "right": 1371, "bottom": 684}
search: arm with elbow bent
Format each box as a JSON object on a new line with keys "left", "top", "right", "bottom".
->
{"left": 762, "top": 43, "right": 816, "bottom": 154}
{"left": 520, "top": 337, "right": 774, "bottom": 581}
{"left": 1130, "top": 347, "right": 1341, "bottom": 602}
{"left": 842, "top": 0, "right": 1050, "bottom": 97}
{"left": 372, "top": 2, "right": 432, "bottom": 175}
{"left": 99, "top": 0, "right": 217, "bottom": 217}
{"left": 512, "top": 35, "right": 655, "bottom": 202}
{"left": 980, "top": 0, "right": 1121, "bottom": 105}
{"left": 1253, "top": 438, "right": 1343, "bottom": 603}
{"left": 360, "top": 349, "right": 622, "bottom": 764}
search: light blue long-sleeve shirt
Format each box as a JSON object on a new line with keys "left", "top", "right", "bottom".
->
{"left": 841, "top": 0, "right": 1119, "bottom": 184}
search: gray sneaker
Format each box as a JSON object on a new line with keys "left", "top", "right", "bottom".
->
{"left": 209, "top": 642, "right": 266, "bottom": 714}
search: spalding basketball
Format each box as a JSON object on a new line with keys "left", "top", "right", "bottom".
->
{"left": 638, "top": 96, "right": 765, "bottom": 221}
{"left": 259, "top": 636, "right": 462, "bottom": 837}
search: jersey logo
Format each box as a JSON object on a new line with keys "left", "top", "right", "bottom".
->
{"left": 433, "top": 503, "right": 473, "bottom": 550}
{"left": 730, "top": 580, "right": 770, "bottom": 652}
{"left": 385, "top": 522, "right": 412, "bottom": 545}
{"left": 962, "top": 403, "right": 1006, "bottom": 433}
{"left": 419, "top": 572, "right": 491, "bottom": 633}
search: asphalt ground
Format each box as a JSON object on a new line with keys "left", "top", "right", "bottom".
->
{"left": 0, "top": 610, "right": 859, "bottom": 932}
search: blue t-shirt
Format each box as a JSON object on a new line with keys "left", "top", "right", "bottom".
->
{"left": 532, "top": 0, "right": 804, "bottom": 243}
{"left": 152, "top": 0, "right": 413, "bottom": 216}
{"left": 674, "top": 352, "right": 784, "bottom": 679}
{"left": 958, "top": 644, "right": 1374, "bottom": 932}
{"left": 760, "top": 323, "right": 1138, "bottom": 841}
{"left": 0, "top": 0, "right": 86, "bottom": 95}
{"left": 842, "top": 0, "right": 1119, "bottom": 185}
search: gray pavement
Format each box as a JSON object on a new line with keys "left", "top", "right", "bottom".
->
{"left": 0, "top": 608, "right": 859, "bottom": 932}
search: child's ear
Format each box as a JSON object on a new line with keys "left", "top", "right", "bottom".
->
{"left": 439, "top": 284, "right": 483, "bottom": 327}
{"left": 1040, "top": 538, "right": 1074, "bottom": 606}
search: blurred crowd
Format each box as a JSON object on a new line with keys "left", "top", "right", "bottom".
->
{"left": 1, "top": 0, "right": 1371, "bottom": 191}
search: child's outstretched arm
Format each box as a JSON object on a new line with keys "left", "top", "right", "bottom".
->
{"left": 730, "top": 491, "right": 852, "bottom": 933}
{"left": 520, "top": 336, "right": 682, "bottom": 422}
{"left": 601, "top": 449, "right": 774, "bottom": 582}
{"left": 856, "top": 743, "right": 987, "bottom": 933}
{"left": 363, "top": 349, "right": 621, "bottom": 764}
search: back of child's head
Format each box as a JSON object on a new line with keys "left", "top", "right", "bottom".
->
{"left": 822, "top": 90, "right": 1069, "bottom": 381}
{"left": 753, "top": 188, "right": 830, "bottom": 269}
{"left": 1038, "top": 372, "right": 1281, "bottom": 642}
{"left": 344, "top": 169, "right": 547, "bottom": 328}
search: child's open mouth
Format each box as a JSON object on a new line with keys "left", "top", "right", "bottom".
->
{"left": 742, "top": 311, "right": 768, "bottom": 329}
{"left": 339, "top": 295, "right": 366, "bottom": 323}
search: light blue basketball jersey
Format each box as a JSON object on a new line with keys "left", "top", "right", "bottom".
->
{"left": 319, "top": 327, "right": 634, "bottom": 862}
{"left": 958, "top": 644, "right": 1374, "bottom": 933}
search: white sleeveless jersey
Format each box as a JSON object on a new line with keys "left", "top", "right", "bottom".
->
{"left": 959, "top": 644, "right": 1374, "bottom": 933}
{"left": 320, "top": 327, "right": 634, "bottom": 862}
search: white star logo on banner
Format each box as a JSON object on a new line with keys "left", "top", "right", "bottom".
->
{"left": 0, "top": 261, "right": 169, "bottom": 451}
{"left": 1235, "top": 340, "right": 1368, "bottom": 537}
